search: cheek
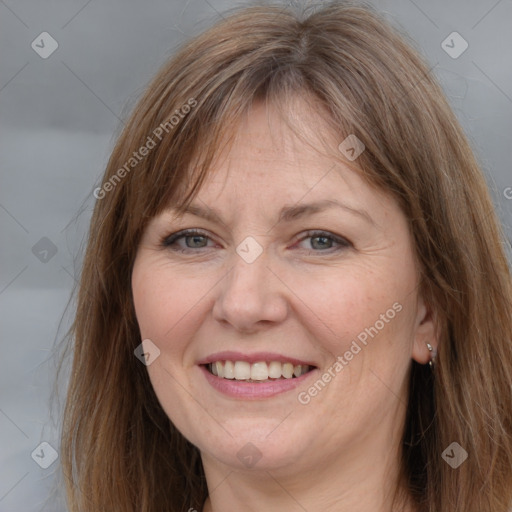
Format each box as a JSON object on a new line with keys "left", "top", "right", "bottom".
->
{"left": 285, "top": 261, "right": 418, "bottom": 386}
{"left": 131, "top": 260, "right": 214, "bottom": 441}
{"left": 131, "top": 259, "right": 217, "bottom": 360}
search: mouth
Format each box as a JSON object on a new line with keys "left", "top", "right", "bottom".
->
{"left": 204, "top": 360, "right": 314, "bottom": 382}
{"left": 198, "top": 353, "right": 318, "bottom": 399}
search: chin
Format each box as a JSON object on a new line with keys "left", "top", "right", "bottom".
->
{"left": 195, "top": 423, "right": 310, "bottom": 472}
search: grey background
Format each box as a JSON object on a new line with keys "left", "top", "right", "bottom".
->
{"left": 1, "top": 0, "right": 511, "bottom": 510}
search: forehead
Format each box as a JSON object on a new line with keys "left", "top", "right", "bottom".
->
{"left": 165, "top": 102, "right": 397, "bottom": 233}
{"left": 189, "top": 101, "right": 373, "bottom": 206}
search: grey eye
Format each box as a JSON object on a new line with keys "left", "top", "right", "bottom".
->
{"left": 162, "top": 229, "right": 214, "bottom": 250}
{"left": 185, "top": 235, "right": 208, "bottom": 248}
{"left": 295, "top": 231, "right": 350, "bottom": 252}
{"left": 310, "top": 235, "right": 334, "bottom": 250}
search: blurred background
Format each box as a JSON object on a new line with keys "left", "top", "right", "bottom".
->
{"left": 1, "top": 0, "right": 511, "bottom": 510}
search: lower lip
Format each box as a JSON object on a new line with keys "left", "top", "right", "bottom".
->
{"left": 200, "top": 365, "right": 316, "bottom": 399}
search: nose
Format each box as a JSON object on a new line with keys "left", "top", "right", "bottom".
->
{"left": 212, "top": 250, "right": 289, "bottom": 333}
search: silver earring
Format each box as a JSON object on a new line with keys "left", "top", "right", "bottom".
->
{"left": 426, "top": 343, "right": 436, "bottom": 369}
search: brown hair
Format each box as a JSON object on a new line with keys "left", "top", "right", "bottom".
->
{"left": 59, "top": 1, "right": 512, "bottom": 511}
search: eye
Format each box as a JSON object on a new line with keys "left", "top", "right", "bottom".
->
{"left": 293, "top": 230, "right": 351, "bottom": 252}
{"left": 160, "top": 229, "right": 351, "bottom": 255}
{"left": 161, "top": 229, "right": 217, "bottom": 251}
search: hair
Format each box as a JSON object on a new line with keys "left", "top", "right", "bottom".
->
{"left": 59, "top": 1, "right": 512, "bottom": 511}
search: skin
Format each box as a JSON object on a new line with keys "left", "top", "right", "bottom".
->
{"left": 131, "top": 97, "right": 438, "bottom": 512}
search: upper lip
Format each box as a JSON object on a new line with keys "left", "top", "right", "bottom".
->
{"left": 197, "top": 351, "right": 317, "bottom": 367}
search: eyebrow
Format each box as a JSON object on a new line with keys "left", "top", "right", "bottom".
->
{"left": 277, "top": 199, "right": 375, "bottom": 226}
{"left": 169, "top": 199, "right": 375, "bottom": 227}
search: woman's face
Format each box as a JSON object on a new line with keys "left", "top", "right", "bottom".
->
{"left": 132, "top": 100, "right": 436, "bottom": 480}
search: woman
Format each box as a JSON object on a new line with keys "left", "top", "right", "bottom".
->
{"left": 60, "top": 2, "right": 512, "bottom": 511}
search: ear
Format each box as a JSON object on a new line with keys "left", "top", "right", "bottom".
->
{"left": 411, "top": 295, "right": 439, "bottom": 365}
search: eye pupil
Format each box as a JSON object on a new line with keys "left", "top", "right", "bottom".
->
{"left": 311, "top": 235, "right": 332, "bottom": 250}
{"left": 187, "top": 235, "right": 207, "bottom": 248}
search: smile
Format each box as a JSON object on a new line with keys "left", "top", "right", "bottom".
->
{"left": 207, "top": 360, "right": 313, "bottom": 381}
{"left": 198, "top": 353, "right": 318, "bottom": 399}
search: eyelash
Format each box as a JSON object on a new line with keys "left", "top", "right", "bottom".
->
{"left": 160, "top": 229, "right": 351, "bottom": 254}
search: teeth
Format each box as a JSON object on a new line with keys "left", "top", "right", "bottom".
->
{"left": 251, "top": 362, "right": 268, "bottom": 381}
{"left": 208, "top": 361, "right": 311, "bottom": 381}
{"left": 282, "top": 362, "right": 294, "bottom": 379}
{"left": 268, "top": 361, "right": 282, "bottom": 379}
{"left": 234, "top": 361, "right": 251, "bottom": 380}
{"left": 224, "top": 360, "right": 235, "bottom": 379}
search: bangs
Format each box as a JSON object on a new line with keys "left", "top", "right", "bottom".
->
{"left": 128, "top": 72, "right": 364, "bottom": 231}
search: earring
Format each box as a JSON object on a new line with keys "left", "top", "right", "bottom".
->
{"left": 426, "top": 343, "right": 436, "bottom": 369}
